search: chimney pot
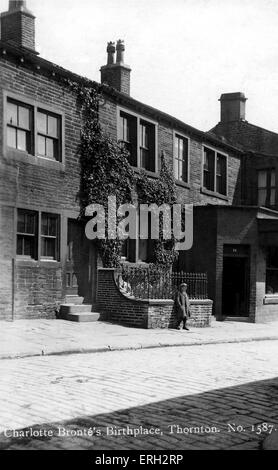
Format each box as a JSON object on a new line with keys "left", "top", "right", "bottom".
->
{"left": 116, "top": 39, "right": 125, "bottom": 64}
{"left": 106, "top": 41, "right": 115, "bottom": 65}
{"left": 100, "top": 39, "right": 131, "bottom": 95}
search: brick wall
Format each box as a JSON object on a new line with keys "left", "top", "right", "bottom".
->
{"left": 212, "top": 121, "right": 278, "bottom": 155}
{"left": 183, "top": 205, "right": 278, "bottom": 323}
{"left": 1, "top": 11, "right": 36, "bottom": 51}
{"left": 97, "top": 268, "right": 212, "bottom": 329}
{"left": 0, "top": 205, "right": 14, "bottom": 320}
{"left": 0, "top": 50, "right": 241, "bottom": 321}
{"left": 14, "top": 265, "right": 62, "bottom": 319}
{"left": 101, "top": 66, "right": 130, "bottom": 95}
{"left": 0, "top": 57, "right": 83, "bottom": 213}
{"left": 100, "top": 97, "right": 243, "bottom": 207}
{"left": 0, "top": 55, "right": 84, "bottom": 319}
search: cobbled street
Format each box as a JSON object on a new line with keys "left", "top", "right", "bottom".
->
{"left": 0, "top": 340, "right": 278, "bottom": 450}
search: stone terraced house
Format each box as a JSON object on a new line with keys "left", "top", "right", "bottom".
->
{"left": 1, "top": 0, "right": 278, "bottom": 325}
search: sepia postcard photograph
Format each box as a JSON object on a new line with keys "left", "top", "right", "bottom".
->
{"left": 0, "top": 0, "right": 278, "bottom": 458}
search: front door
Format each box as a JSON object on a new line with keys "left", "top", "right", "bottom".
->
{"left": 222, "top": 245, "right": 250, "bottom": 317}
{"left": 65, "top": 219, "right": 97, "bottom": 303}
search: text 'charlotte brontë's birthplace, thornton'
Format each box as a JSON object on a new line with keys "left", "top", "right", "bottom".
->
{"left": 1, "top": 0, "right": 278, "bottom": 327}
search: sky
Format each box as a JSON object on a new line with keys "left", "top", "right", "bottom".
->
{"left": 1, "top": 0, "right": 278, "bottom": 132}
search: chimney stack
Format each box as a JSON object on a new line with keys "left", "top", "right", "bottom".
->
{"left": 0, "top": 0, "right": 37, "bottom": 53}
{"left": 219, "top": 92, "right": 247, "bottom": 123}
{"left": 100, "top": 39, "right": 131, "bottom": 95}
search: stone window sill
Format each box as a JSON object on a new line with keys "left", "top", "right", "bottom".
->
{"left": 5, "top": 148, "right": 65, "bottom": 171}
{"left": 132, "top": 167, "right": 159, "bottom": 179}
{"left": 200, "top": 187, "right": 229, "bottom": 201}
{"left": 16, "top": 258, "right": 61, "bottom": 268}
{"left": 175, "top": 180, "right": 191, "bottom": 190}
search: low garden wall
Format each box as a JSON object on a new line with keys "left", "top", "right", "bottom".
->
{"left": 97, "top": 268, "right": 213, "bottom": 329}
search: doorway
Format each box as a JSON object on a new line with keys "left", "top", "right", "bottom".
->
{"left": 222, "top": 245, "right": 250, "bottom": 317}
{"left": 65, "top": 219, "right": 97, "bottom": 303}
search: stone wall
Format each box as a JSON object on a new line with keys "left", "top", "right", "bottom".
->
{"left": 97, "top": 268, "right": 212, "bottom": 329}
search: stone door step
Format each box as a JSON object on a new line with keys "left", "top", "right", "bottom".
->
{"left": 64, "top": 295, "right": 84, "bottom": 305}
{"left": 60, "top": 311, "right": 100, "bottom": 323}
{"left": 60, "top": 304, "right": 93, "bottom": 315}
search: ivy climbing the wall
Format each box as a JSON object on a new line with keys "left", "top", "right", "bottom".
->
{"left": 67, "top": 81, "right": 135, "bottom": 267}
{"left": 136, "top": 154, "right": 179, "bottom": 270}
{"left": 66, "top": 79, "right": 178, "bottom": 269}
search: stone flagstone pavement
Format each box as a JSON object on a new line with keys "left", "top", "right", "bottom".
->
{"left": 0, "top": 318, "right": 278, "bottom": 359}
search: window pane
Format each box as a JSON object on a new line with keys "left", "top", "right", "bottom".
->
{"left": 38, "top": 135, "right": 46, "bottom": 156}
{"left": 270, "top": 189, "right": 276, "bottom": 206}
{"left": 203, "top": 148, "right": 215, "bottom": 191}
{"left": 174, "top": 137, "right": 179, "bottom": 157}
{"left": 266, "top": 270, "right": 278, "bottom": 294}
{"left": 7, "top": 127, "right": 16, "bottom": 148}
{"left": 41, "top": 214, "right": 49, "bottom": 235}
{"left": 46, "top": 138, "right": 54, "bottom": 158}
{"left": 120, "top": 115, "right": 130, "bottom": 142}
{"left": 17, "top": 211, "right": 26, "bottom": 233}
{"left": 18, "top": 106, "right": 30, "bottom": 130}
{"left": 7, "top": 102, "right": 18, "bottom": 126}
{"left": 182, "top": 157, "right": 188, "bottom": 182}
{"left": 271, "top": 171, "right": 276, "bottom": 187}
{"left": 179, "top": 160, "right": 183, "bottom": 180}
{"left": 140, "top": 148, "right": 148, "bottom": 170}
{"left": 17, "top": 210, "right": 37, "bottom": 259}
{"left": 23, "top": 237, "right": 32, "bottom": 256}
{"left": 17, "top": 130, "right": 27, "bottom": 151}
{"left": 267, "top": 247, "right": 278, "bottom": 269}
{"left": 48, "top": 116, "right": 58, "bottom": 138}
{"left": 139, "top": 239, "right": 148, "bottom": 262}
{"left": 258, "top": 171, "right": 267, "bottom": 188}
{"left": 17, "top": 235, "right": 35, "bottom": 258}
{"left": 41, "top": 214, "right": 58, "bottom": 236}
{"left": 174, "top": 158, "right": 179, "bottom": 180}
{"left": 179, "top": 138, "right": 183, "bottom": 157}
{"left": 258, "top": 189, "right": 267, "bottom": 206}
{"left": 37, "top": 112, "right": 47, "bottom": 134}
{"left": 217, "top": 154, "right": 225, "bottom": 175}
{"left": 26, "top": 213, "right": 35, "bottom": 234}
{"left": 140, "top": 123, "right": 148, "bottom": 148}
{"left": 17, "top": 236, "right": 23, "bottom": 255}
{"left": 48, "top": 216, "right": 57, "bottom": 236}
{"left": 41, "top": 238, "right": 55, "bottom": 258}
{"left": 216, "top": 154, "right": 226, "bottom": 194}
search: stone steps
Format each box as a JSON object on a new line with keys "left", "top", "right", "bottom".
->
{"left": 59, "top": 297, "right": 100, "bottom": 322}
{"left": 64, "top": 295, "right": 84, "bottom": 305}
{"left": 60, "top": 311, "right": 100, "bottom": 323}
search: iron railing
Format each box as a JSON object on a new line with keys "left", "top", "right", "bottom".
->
{"left": 116, "top": 266, "right": 208, "bottom": 300}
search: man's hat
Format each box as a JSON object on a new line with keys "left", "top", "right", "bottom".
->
{"left": 180, "top": 283, "right": 187, "bottom": 287}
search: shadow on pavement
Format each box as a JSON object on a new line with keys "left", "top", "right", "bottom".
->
{"left": 1, "top": 377, "right": 278, "bottom": 450}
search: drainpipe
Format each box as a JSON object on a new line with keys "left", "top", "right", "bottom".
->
{"left": 12, "top": 258, "right": 15, "bottom": 322}
{"left": 12, "top": 164, "right": 20, "bottom": 321}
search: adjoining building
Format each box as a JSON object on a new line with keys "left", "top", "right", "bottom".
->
{"left": 0, "top": 1, "right": 278, "bottom": 323}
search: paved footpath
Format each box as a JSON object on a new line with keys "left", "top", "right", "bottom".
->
{"left": 1, "top": 319, "right": 278, "bottom": 359}
{"left": 0, "top": 341, "right": 278, "bottom": 450}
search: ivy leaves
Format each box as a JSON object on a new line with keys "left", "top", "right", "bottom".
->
{"left": 71, "top": 81, "right": 178, "bottom": 270}
{"left": 136, "top": 154, "right": 179, "bottom": 270}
